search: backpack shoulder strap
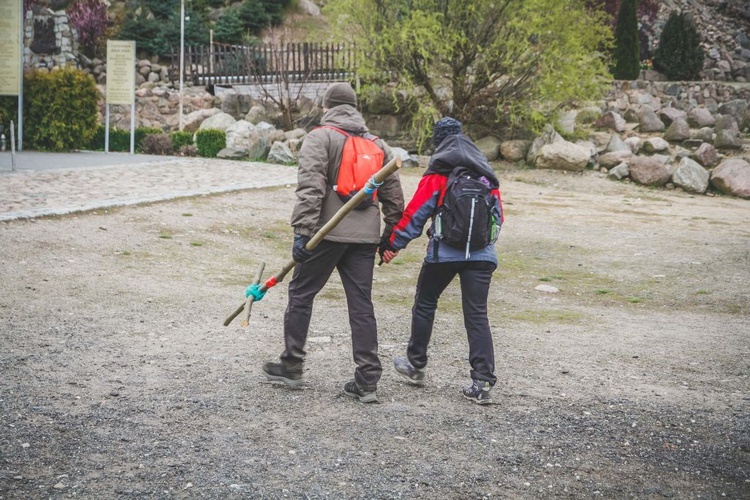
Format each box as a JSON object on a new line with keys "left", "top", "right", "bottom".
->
{"left": 316, "top": 125, "right": 350, "bottom": 137}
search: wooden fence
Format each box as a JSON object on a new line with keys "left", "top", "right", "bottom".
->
{"left": 171, "top": 42, "right": 357, "bottom": 86}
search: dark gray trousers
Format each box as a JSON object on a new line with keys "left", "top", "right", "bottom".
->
{"left": 281, "top": 240, "right": 381, "bottom": 390}
{"left": 408, "top": 260, "right": 497, "bottom": 385}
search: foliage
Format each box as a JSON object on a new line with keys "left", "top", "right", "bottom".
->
{"left": 214, "top": 10, "right": 246, "bottom": 44}
{"left": 0, "top": 97, "right": 19, "bottom": 141}
{"left": 88, "top": 126, "right": 163, "bottom": 152}
{"left": 653, "top": 11, "right": 704, "bottom": 81}
{"left": 239, "top": 0, "right": 293, "bottom": 34}
{"left": 141, "top": 133, "right": 174, "bottom": 155}
{"left": 195, "top": 129, "right": 226, "bottom": 157}
{"left": 117, "top": 6, "right": 209, "bottom": 57}
{"left": 587, "top": 0, "right": 660, "bottom": 25}
{"left": 142, "top": 0, "right": 179, "bottom": 20}
{"left": 326, "top": 0, "right": 612, "bottom": 145}
{"left": 612, "top": 0, "right": 639, "bottom": 79}
{"left": 67, "top": 0, "right": 108, "bottom": 57}
{"left": 170, "top": 130, "right": 194, "bottom": 150}
{"left": 24, "top": 68, "right": 99, "bottom": 151}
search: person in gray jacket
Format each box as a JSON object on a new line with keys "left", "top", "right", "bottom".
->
{"left": 262, "top": 82, "right": 404, "bottom": 403}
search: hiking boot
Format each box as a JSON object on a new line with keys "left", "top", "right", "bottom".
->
{"left": 262, "top": 361, "right": 304, "bottom": 387}
{"left": 343, "top": 380, "right": 378, "bottom": 403}
{"left": 462, "top": 379, "right": 493, "bottom": 405}
{"left": 393, "top": 356, "right": 426, "bottom": 386}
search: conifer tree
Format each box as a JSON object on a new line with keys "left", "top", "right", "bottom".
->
{"left": 653, "top": 11, "right": 704, "bottom": 81}
{"left": 612, "top": 0, "right": 640, "bottom": 79}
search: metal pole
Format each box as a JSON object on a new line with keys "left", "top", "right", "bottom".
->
{"left": 178, "top": 0, "right": 185, "bottom": 131}
{"left": 18, "top": 0, "right": 24, "bottom": 151}
{"left": 129, "top": 102, "right": 135, "bottom": 154}
{"left": 105, "top": 104, "right": 110, "bottom": 153}
{"left": 10, "top": 120, "right": 16, "bottom": 171}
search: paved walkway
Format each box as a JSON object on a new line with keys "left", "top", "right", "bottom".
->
{"left": 0, "top": 151, "right": 299, "bottom": 221}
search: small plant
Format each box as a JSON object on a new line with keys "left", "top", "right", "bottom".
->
{"left": 171, "top": 130, "right": 194, "bottom": 150}
{"left": 190, "top": 242, "right": 204, "bottom": 246}
{"left": 653, "top": 11, "right": 704, "bottom": 81}
{"left": 158, "top": 233, "right": 172, "bottom": 239}
{"left": 141, "top": 133, "right": 174, "bottom": 155}
{"left": 195, "top": 129, "right": 226, "bottom": 158}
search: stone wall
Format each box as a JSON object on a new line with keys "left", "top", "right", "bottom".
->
{"left": 23, "top": 10, "right": 77, "bottom": 71}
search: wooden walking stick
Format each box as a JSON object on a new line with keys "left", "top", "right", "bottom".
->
{"left": 224, "top": 156, "right": 402, "bottom": 328}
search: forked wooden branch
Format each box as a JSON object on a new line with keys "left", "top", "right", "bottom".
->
{"left": 223, "top": 156, "right": 402, "bottom": 328}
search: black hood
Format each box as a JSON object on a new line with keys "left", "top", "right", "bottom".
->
{"left": 425, "top": 134, "right": 499, "bottom": 188}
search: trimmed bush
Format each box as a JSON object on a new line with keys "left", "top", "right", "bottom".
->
{"left": 170, "top": 130, "right": 194, "bottom": 150}
{"left": 24, "top": 68, "right": 99, "bottom": 151}
{"left": 87, "top": 126, "right": 163, "bottom": 152}
{"left": 653, "top": 11, "right": 704, "bottom": 81}
{"left": 195, "top": 129, "right": 226, "bottom": 158}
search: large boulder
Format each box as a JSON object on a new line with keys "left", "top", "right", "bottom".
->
{"left": 642, "top": 137, "right": 670, "bottom": 154}
{"left": 606, "top": 134, "right": 631, "bottom": 153}
{"left": 225, "top": 120, "right": 268, "bottom": 159}
{"left": 183, "top": 108, "right": 222, "bottom": 133}
{"left": 199, "top": 112, "right": 237, "bottom": 132}
{"left": 266, "top": 141, "right": 296, "bottom": 164}
{"left": 715, "top": 115, "right": 740, "bottom": 134}
{"left": 500, "top": 140, "right": 532, "bottom": 162}
{"left": 594, "top": 111, "right": 626, "bottom": 132}
{"left": 658, "top": 107, "right": 687, "bottom": 126}
{"left": 717, "top": 100, "right": 749, "bottom": 125}
{"left": 475, "top": 136, "right": 502, "bottom": 162}
{"left": 527, "top": 125, "right": 564, "bottom": 165}
{"left": 598, "top": 150, "right": 632, "bottom": 170}
{"left": 608, "top": 162, "right": 630, "bottom": 180}
{"left": 688, "top": 107, "right": 716, "bottom": 128}
{"left": 638, "top": 108, "right": 665, "bottom": 132}
{"left": 714, "top": 130, "right": 743, "bottom": 149}
{"left": 710, "top": 159, "right": 750, "bottom": 198}
{"left": 219, "top": 91, "right": 254, "bottom": 119}
{"left": 692, "top": 143, "right": 719, "bottom": 168}
{"left": 664, "top": 118, "right": 691, "bottom": 142}
{"left": 629, "top": 156, "right": 672, "bottom": 186}
{"left": 534, "top": 141, "right": 591, "bottom": 171}
{"left": 672, "top": 157, "right": 710, "bottom": 194}
{"left": 297, "top": 0, "right": 321, "bottom": 16}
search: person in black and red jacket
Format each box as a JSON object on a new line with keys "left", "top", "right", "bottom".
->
{"left": 379, "top": 117, "right": 504, "bottom": 405}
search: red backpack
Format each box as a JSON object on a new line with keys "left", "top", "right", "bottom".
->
{"left": 319, "top": 126, "right": 384, "bottom": 209}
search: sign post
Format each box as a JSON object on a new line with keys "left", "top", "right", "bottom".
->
{"left": 0, "top": 0, "right": 24, "bottom": 151}
{"left": 106, "top": 40, "right": 136, "bottom": 154}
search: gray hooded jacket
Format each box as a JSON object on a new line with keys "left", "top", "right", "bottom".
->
{"left": 291, "top": 105, "right": 404, "bottom": 244}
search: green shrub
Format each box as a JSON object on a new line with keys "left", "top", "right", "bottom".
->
{"left": 653, "top": 11, "right": 704, "bottom": 81}
{"left": 87, "top": 125, "right": 163, "bottom": 152}
{"left": 24, "top": 68, "right": 99, "bottom": 151}
{"left": 171, "top": 130, "right": 194, "bottom": 150}
{"left": 141, "top": 133, "right": 174, "bottom": 155}
{"left": 612, "top": 0, "right": 640, "bottom": 80}
{"left": 195, "top": 129, "right": 226, "bottom": 157}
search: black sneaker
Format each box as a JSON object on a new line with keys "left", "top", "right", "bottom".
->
{"left": 262, "top": 361, "right": 304, "bottom": 387}
{"left": 462, "top": 379, "right": 493, "bottom": 405}
{"left": 343, "top": 380, "right": 378, "bottom": 403}
{"left": 393, "top": 356, "right": 426, "bottom": 386}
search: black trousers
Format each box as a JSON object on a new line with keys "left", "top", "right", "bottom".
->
{"left": 281, "top": 240, "right": 381, "bottom": 390}
{"left": 408, "top": 260, "right": 497, "bottom": 385}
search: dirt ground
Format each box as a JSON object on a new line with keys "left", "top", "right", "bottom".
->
{"left": 1, "top": 167, "right": 748, "bottom": 499}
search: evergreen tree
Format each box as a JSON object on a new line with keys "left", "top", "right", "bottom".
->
{"left": 612, "top": 0, "right": 640, "bottom": 79}
{"left": 214, "top": 11, "right": 245, "bottom": 44}
{"left": 653, "top": 11, "right": 704, "bottom": 81}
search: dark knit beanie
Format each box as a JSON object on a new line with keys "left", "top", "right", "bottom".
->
{"left": 323, "top": 82, "right": 357, "bottom": 108}
{"left": 432, "top": 117, "right": 462, "bottom": 147}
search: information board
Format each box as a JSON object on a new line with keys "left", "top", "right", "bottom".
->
{"left": 106, "top": 40, "right": 136, "bottom": 105}
{"left": 0, "top": 0, "right": 22, "bottom": 96}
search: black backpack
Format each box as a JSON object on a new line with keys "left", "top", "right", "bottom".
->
{"left": 434, "top": 167, "right": 500, "bottom": 258}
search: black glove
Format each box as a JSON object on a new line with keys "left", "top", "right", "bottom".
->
{"left": 292, "top": 234, "right": 313, "bottom": 263}
{"left": 377, "top": 233, "right": 396, "bottom": 260}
